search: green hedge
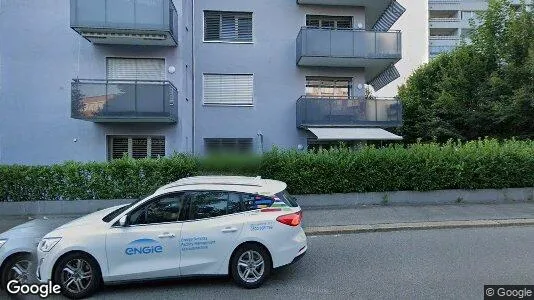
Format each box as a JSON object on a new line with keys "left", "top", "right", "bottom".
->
{"left": 1, "top": 139, "right": 534, "bottom": 201}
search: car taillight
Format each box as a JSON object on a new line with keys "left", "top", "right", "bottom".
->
{"left": 276, "top": 211, "right": 302, "bottom": 227}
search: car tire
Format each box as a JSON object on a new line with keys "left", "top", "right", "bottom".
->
{"left": 230, "top": 244, "right": 271, "bottom": 289}
{"left": 52, "top": 252, "right": 101, "bottom": 299}
{"left": 1, "top": 253, "right": 34, "bottom": 290}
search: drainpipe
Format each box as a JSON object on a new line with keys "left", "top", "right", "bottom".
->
{"left": 191, "top": 0, "right": 196, "bottom": 154}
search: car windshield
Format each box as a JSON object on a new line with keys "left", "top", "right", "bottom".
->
{"left": 101, "top": 196, "right": 147, "bottom": 223}
{"left": 274, "top": 190, "right": 299, "bottom": 207}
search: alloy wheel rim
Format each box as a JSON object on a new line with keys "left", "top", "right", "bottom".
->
{"left": 60, "top": 258, "right": 93, "bottom": 294}
{"left": 8, "top": 259, "right": 32, "bottom": 284}
{"left": 237, "top": 250, "right": 265, "bottom": 283}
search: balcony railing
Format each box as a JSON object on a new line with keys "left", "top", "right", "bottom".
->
{"left": 70, "top": 0, "right": 178, "bottom": 46}
{"left": 297, "top": 27, "right": 402, "bottom": 63}
{"left": 296, "top": 96, "right": 402, "bottom": 128}
{"left": 71, "top": 79, "right": 178, "bottom": 123}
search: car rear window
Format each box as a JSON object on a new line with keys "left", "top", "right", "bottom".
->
{"left": 274, "top": 190, "right": 299, "bottom": 207}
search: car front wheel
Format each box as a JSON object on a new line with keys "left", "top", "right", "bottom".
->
{"left": 53, "top": 253, "right": 101, "bottom": 299}
{"left": 230, "top": 244, "right": 271, "bottom": 289}
{"left": 1, "top": 253, "right": 34, "bottom": 289}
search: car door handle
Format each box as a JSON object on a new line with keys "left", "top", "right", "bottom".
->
{"left": 222, "top": 227, "right": 238, "bottom": 233}
{"left": 158, "top": 232, "right": 176, "bottom": 239}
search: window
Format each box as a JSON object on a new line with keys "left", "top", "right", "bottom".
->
{"left": 187, "top": 191, "right": 244, "bottom": 220}
{"left": 274, "top": 190, "right": 299, "bottom": 208}
{"left": 204, "top": 11, "right": 253, "bottom": 42}
{"left": 306, "top": 15, "right": 353, "bottom": 29}
{"left": 306, "top": 77, "right": 353, "bottom": 98}
{"left": 106, "top": 58, "right": 165, "bottom": 81}
{"left": 129, "top": 193, "right": 185, "bottom": 225}
{"left": 242, "top": 194, "right": 274, "bottom": 211}
{"left": 107, "top": 136, "right": 165, "bottom": 160}
{"left": 461, "top": 11, "right": 475, "bottom": 20}
{"left": 203, "top": 74, "right": 253, "bottom": 105}
{"left": 204, "top": 138, "right": 254, "bottom": 154}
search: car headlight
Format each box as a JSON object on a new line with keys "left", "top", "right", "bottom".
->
{"left": 0, "top": 239, "right": 7, "bottom": 249}
{"left": 39, "top": 237, "right": 62, "bottom": 252}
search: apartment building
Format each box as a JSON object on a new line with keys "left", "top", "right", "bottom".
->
{"left": 428, "top": 0, "right": 532, "bottom": 58}
{"left": 0, "top": 0, "right": 405, "bottom": 165}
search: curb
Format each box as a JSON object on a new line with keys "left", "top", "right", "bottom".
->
{"left": 304, "top": 218, "right": 534, "bottom": 236}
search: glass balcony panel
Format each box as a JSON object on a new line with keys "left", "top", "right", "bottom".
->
{"left": 296, "top": 97, "right": 402, "bottom": 128}
{"left": 71, "top": 80, "right": 177, "bottom": 123}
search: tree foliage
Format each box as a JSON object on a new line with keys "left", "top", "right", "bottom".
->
{"left": 399, "top": 0, "right": 534, "bottom": 143}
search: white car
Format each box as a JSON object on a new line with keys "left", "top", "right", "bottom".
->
{"left": 36, "top": 176, "right": 307, "bottom": 298}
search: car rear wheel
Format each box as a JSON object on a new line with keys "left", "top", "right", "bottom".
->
{"left": 1, "top": 253, "right": 34, "bottom": 290}
{"left": 230, "top": 244, "right": 271, "bottom": 289}
{"left": 53, "top": 253, "right": 101, "bottom": 299}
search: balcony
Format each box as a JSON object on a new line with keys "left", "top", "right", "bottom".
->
{"left": 71, "top": 79, "right": 178, "bottom": 123}
{"left": 296, "top": 96, "right": 402, "bottom": 128}
{"left": 429, "top": 35, "right": 460, "bottom": 48}
{"left": 429, "top": 17, "right": 462, "bottom": 29}
{"left": 296, "top": 0, "right": 404, "bottom": 30}
{"left": 296, "top": 27, "right": 401, "bottom": 89}
{"left": 70, "top": 0, "right": 178, "bottom": 46}
{"left": 428, "top": 0, "right": 461, "bottom": 11}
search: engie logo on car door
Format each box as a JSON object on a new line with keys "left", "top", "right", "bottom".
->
{"left": 125, "top": 239, "right": 164, "bottom": 256}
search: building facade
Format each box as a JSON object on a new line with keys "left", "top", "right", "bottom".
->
{"left": 0, "top": 0, "right": 405, "bottom": 165}
{"left": 428, "top": 0, "right": 531, "bottom": 58}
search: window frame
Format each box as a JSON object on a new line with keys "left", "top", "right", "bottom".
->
{"left": 203, "top": 138, "right": 254, "bottom": 155}
{"left": 305, "top": 77, "right": 354, "bottom": 98}
{"left": 305, "top": 15, "right": 354, "bottom": 29}
{"left": 202, "top": 73, "right": 255, "bottom": 106}
{"left": 116, "top": 192, "right": 187, "bottom": 227}
{"left": 203, "top": 10, "right": 254, "bottom": 44}
{"left": 105, "top": 57, "right": 166, "bottom": 82}
{"left": 107, "top": 135, "right": 166, "bottom": 161}
{"left": 181, "top": 190, "right": 269, "bottom": 222}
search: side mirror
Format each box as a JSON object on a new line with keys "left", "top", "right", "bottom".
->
{"left": 118, "top": 215, "right": 128, "bottom": 227}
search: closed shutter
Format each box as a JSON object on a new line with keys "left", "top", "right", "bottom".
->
{"left": 204, "top": 138, "right": 253, "bottom": 154}
{"left": 108, "top": 136, "right": 166, "bottom": 160}
{"left": 132, "top": 138, "right": 148, "bottom": 159}
{"left": 151, "top": 137, "right": 166, "bottom": 158}
{"left": 203, "top": 74, "right": 253, "bottom": 105}
{"left": 204, "top": 11, "right": 253, "bottom": 42}
{"left": 110, "top": 137, "right": 129, "bottom": 160}
{"left": 107, "top": 58, "right": 165, "bottom": 81}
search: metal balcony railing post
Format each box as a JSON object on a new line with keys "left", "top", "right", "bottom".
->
{"left": 375, "top": 99, "right": 378, "bottom": 122}
{"left": 162, "top": 81, "right": 166, "bottom": 115}
{"left": 375, "top": 32, "right": 377, "bottom": 56}
{"left": 329, "top": 28, "right": 332, "bottom": 57}
{"left": 104, "top": 80, "right": 109, "bottom": 115}
{"left": 134, "top": 80, "right": 138, "bottom": 115}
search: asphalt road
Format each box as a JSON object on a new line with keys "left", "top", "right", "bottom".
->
{"left": 4, "top": 226, "right": 533, "bottom": 300}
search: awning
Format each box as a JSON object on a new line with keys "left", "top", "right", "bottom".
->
{"left": 308, "top": 127, "right": 403, "bottom": 141}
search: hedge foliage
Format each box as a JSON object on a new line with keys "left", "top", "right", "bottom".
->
{"left": 1, "top": 139, "right": 534, "bottom": 201}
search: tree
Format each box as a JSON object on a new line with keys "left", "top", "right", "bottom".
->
{"left": 399, "top": 0, "right": 534, "bottom": 143}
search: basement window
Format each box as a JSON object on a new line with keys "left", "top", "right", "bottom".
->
{"left": 204, "top": 138, "right": 253, "bottom": 154}
{"left": 107, "top": 136, "right": 165, "bottom": 160}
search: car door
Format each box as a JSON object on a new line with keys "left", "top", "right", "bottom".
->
{"left": 179, "top": 191, "right": 245, "bottom": 275}
{"left": 105, "top": 192, "right": 185, "bottom": 282}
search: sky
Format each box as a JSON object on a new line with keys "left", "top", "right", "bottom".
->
{"left": 375, "top": 0, "right": 429, "bottom": 98}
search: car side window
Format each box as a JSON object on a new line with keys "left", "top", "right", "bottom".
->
{"left": 188, "top": 191, "right": 229, "bottom": 220}
{"left": 228, "top": 192, "right": 243, "bottom": 214}
{"left": 186, "top": 191, "right": 245, "bottom": 220}
{"left": 242, "top": 194, "right": 274, "bottom": 211}
{"left": 129, "top": 193, "right": 184, "bottom": 225}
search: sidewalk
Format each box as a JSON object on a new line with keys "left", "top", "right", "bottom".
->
{"left": 1, "top": 202, "right": 533, "bottom": 235}
{"left": 302, "top": 202, "right": 534, "bottom": 227}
